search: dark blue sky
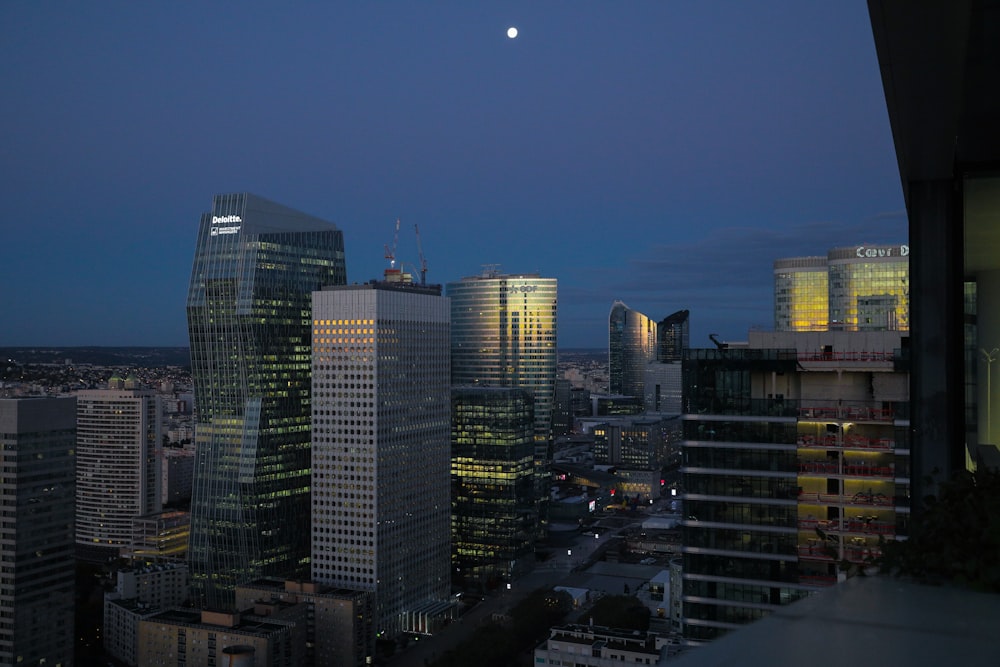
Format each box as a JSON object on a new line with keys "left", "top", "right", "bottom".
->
{"left": 0, "top": 2, "right": 905, "bottom": 349}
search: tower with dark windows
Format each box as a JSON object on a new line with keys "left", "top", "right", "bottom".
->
{"left": 609, "top": 300, "right": 657, "bottom": 397}
{"left": 0, "top": 397, "right": 77, "bottom": 666}
{"left": 186, "top": 193, "right": 346, "bottom": 610}
{"left": 657, "top": 309, "right": 690, "bottom": 362}
{"left": 451, "top": 386, "right": 537, "bottom": 591}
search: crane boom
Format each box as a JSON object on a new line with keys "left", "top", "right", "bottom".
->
{"left": 384, "top": 218, "right": 401, "bottom": 268}
{"left": 414, "top": 223, "right": 427, "bottom": 285}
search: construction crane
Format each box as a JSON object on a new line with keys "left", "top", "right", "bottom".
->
{"left": 414, "top": 223, "right": 427, "bottom": 285}
{"left": 384, "top": 218, "right": 401, "bottom": 268}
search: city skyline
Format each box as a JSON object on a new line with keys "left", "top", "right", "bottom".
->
{"left": 1, "top": 3, "right": 906, "bottom": 349}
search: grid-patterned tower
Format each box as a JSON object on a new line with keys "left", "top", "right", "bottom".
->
{"left": 186, "top": 193, "right": 346, "bottom": 609}
{"left": 0, "top": 397, "right": 77, "bottom": 666}
{"left": 311, "top": 281, "right": 451, "bottom": 638}
{"left": 75, "top": 387, "right": 160, "bottom": 561}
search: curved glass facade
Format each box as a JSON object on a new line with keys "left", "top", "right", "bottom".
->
{"left": 774, "top": 246, "right": 908, "bottom": 332}
{"left": 186, "top": 193, "right": 346, "bottom": 609}
{"left": 608, "top": 301, "right": 657, "bottom": 397}
{"left": 448, "top": 273, "right": 557, "bottom": 446}
{"left": 828, "top": 246, "right": 909, "bottom": 331}
{"left": 774, "top": 257, "right": 828, "bottom": 331}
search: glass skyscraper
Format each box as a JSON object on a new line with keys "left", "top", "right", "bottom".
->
{"left": 186, "top": 193, "right": 346, "bottom": 609}
{"left": 657, "top": 309, "right": 690, "bottom": 362}
{"left": 448, "top": 271, "right": 557, "bottom": 535}
{"left": 774, "top": 245, "right": 908, "bottom": 332}
{"left": 448, "top": 271, "right": 557, "bottom": 451}
{"left": 774, "top": 257, "right": 829, "bottom": 332}
{"left": 609, "top": 301, "right": 657, "bottom": 398}
{"left": 451, "top": 386, "right": 536, "bottom": 590}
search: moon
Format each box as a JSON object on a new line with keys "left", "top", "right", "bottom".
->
{"left": 507, "top": 26, "right": 518, "bottom": 39}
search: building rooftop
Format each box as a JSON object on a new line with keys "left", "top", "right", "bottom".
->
{"left": 670, "top": 576, "right": 1000, "bottom": 667}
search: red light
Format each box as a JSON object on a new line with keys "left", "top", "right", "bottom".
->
{"left": 610, "top": 489, "right": 616, "bottom": 496}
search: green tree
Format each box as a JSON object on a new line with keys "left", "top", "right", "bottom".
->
{"left": 880, "top": 468, "right": 1000, "bottom": 592}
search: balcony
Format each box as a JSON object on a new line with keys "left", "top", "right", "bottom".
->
{"left": 798, "top": 517, "right": 895, "bottom": 536}
{"left": 797, "top": 543, "right": 882, "bottom": 564}
{"left": 796, "top": 434, "right": 896, "bottom": 450}
{"left": 799, "top": 403, "right": 895, "bottom": 422}
{"left": 797, "top": 491, "right": 894, "bottom": 508}
{"left": 797, "top": 350, "right": 896, "bottom": 364}
{"left": 798, "top": 461, "right": 895, "bottom": 479}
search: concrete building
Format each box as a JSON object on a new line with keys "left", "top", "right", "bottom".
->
{"left": 534, "top": 624, "right": 670, "bottom": 666}
{"left": 104, "top": 562, "right": 190, "bottom": 666}
{"left": 311, "top": 280, "right": 451, "bottom": 638}
{"left": 680, "top": 331, "right": 909, "bottom": 641}
{"left": 126, "top": 510, "right": 190, "bottom": 561}
{"left": 76, "top": 387, "right": 161, "bottom": 561}
{"left": 137, "top": 608, "right": 304, "bottom": 667}
{"left": 161, "top": 446, "right": 195, "bottom": 505}
{"left": 235, "top": 579, "right": 374, "bottom": 667}
{"left": 0, "top": 397, "right": 77, "bottom": 666}
{"left": 186, "top": 193, "right": 347, "bottom": 609}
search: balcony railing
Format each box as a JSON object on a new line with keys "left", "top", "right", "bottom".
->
{"left": 797, "top": 351, "right": 896, "bottom": 363}
{"left": 798, "top": 461, "right": 895, "bottom": 479}
{"left": 797, "top": 434, "right": 896, "bottom": 450}
{"left": 798, "top": 543, "right": 882, "bottom": 563}
{"left": 799, "top": 404, "right": 895, "bottom": 422}
{"left": 797, "top": 491, "right": 894, "bottom": 507}
{"left": 797, "top": 517, "right": 895, "bottom": 536}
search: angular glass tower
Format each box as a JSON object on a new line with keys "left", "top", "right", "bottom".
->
{"left": 609, "top": 300, "right": 657, "bottom": 397}
{"left": 657, "top": 309, "right": 690, "bottom": 362}
{"left": 186, "top": 193, "right": 346, "bottom": 609}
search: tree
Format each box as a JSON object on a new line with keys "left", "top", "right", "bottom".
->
{"left": 880, "top": 467, "right": 1000, "bottom": 592}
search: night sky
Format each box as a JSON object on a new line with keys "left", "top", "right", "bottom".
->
{"left": 1, "top": 3, "right": 906, "bottom": 349}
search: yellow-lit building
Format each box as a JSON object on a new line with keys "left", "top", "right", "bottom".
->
{"left": 774, "top": 244, "right": 908, "bottom": 333}
{"left": 774, "top": 257, "right": 829, "bottom": 331}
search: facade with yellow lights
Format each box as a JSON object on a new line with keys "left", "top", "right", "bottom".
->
{"left": 186, "top": 193, "right": 347, "bottom": 610}
{"left": 448, "top": 271, "right": 558, "bottom": 534}
{"left": 311, "top": 281, "right": 451, "bottom": 639}
{"left": 774, "top": 257, "right": 829, "bottom": 331}
{"left": 774, "top": 244, "right": 908, "bottom": 333}
{"left": 680, "top": 330, "right": 910, "bottom": 642}
{"left": 451, "top": 386, "right": 536, "bottom": 590}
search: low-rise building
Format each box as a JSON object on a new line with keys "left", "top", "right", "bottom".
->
{"left": 534, "top": 624, "right": 669, "bottom": 666}
{"left": 235, "top": 578, "right": 374, "bottom": 667}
